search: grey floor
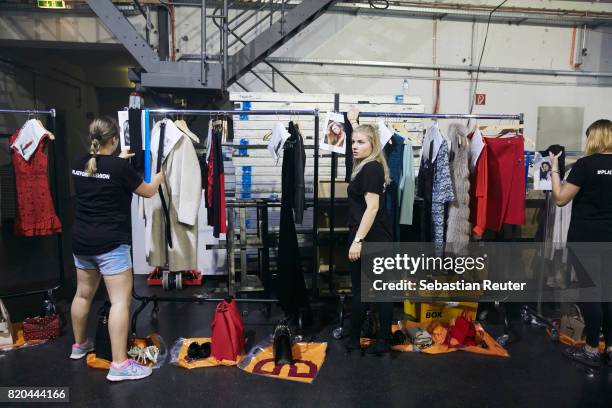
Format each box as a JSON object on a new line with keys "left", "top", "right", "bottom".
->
{"left": 2, "top": 279, "right": 612, "bottom": 408}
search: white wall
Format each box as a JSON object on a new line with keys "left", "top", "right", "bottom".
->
{"left": 2, "top": 2, "right": 612, "bottom": 146}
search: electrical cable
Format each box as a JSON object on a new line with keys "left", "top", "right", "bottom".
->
{"left": 368, "top": 1, "right": 390, "bottom": 10}
{"left": 469, "top": 0, "right": 508, "bottom": 115}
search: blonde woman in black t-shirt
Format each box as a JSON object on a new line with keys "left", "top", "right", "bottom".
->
{"left": 70, "top": 117, "right": 163, "bottom": 381}
{"left": 551, "top": 119, "right": 612, "bottom": 367}
{"left": 346, "top": 123, "right": 394, "bottom": 355}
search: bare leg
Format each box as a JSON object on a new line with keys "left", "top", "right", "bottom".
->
{"left": 71, "top": 268, "right": 101, "bottom": 344}
{"left": 103, "top": 269, "right": 133, "bottom": 364}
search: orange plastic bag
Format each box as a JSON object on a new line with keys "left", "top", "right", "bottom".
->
{"left": 171, "top": 337, "right": 242, "bottom": 369}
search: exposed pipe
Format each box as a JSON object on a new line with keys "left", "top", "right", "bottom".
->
{"left": 265, "top": 57, "right": 612, "bottom": 78}
{"left": 432, "top": 18, "right": 440, "bottom": 114}
{"left": 223, "top": 0, "right": 228, "bottom": 89}
{"left": 201, "top": 0, "right": 207, "bottom": 84}
{"left": 570, "top": 26, "right": 577, "bottom": 69}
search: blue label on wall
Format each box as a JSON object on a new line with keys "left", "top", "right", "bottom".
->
{"left": 239, "top": 138, "right": 249, "bottom": 156}
{"left": 395, "top": 95, "right": 404, "bottom": 103}
{"left": 241, "top": 165, "right": 252, "bottom": 198}
{"left": 240, "top": 101, "right": 251, "bottom": 120}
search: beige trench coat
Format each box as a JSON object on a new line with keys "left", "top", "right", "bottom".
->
{"left": 143, "top": 120, "right": 202, "bottom": 271}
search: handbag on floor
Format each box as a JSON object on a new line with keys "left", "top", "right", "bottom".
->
{"left": 23, "top": 314, "right": 60, "bottom": 341}
{"left": 94, "top": 301, "right": 113, "bottom": 361}
{"left": 0, "top": 299, "right": 14, "bottom": 346}
{"left": 560, "top": 304, "right": 585, "bottom": 342}
{"left": 210, "top": 298, "right": 245, "bottom": 361}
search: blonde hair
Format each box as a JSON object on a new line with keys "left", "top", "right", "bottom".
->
{"left": 585, "top": 119, "right": 612, "bottom": 156}
{"left": 350, "top": 124, "right": 391, "bottom": 186}
{"left": 86, "top": 116, "right": 118, "bottom": 176}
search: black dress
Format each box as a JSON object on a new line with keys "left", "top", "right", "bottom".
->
{"left": 347, "top": 161, "right": 393, "bottom": 343}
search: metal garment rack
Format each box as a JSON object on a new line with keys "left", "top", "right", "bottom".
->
{"left": 323, "top": 111, "right": 525, "bottom": 343}
{"left": 0, "top": 108, "right": 64, "bottom": 307}
{"left": 130, "top": 108, "right": 321, "bottom": 335}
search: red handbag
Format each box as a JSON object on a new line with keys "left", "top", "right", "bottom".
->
{"left": 23, "top": 314, "right": 60, "bottom": 341}
{"left": 210, "top": 299, "right": 244, "bottom": 361}
{"left": 449, "top": 311, "right": 477, "bottom": 347}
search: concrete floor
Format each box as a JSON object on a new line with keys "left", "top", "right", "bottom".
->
{"left": 2, "top": 280, "right": 612, "bottom": 408}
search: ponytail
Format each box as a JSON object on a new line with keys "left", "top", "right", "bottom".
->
{"left": 85, "top": 116, "right": 118, "bottom": 176}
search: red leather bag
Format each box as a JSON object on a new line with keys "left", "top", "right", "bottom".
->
{"left": 23, "top": 315, "right": 60, "bottom": 341}
{"left": 449, "top": 312, "right": 477, "bottom": 347}
{"left": 210, "top": 299, "right": 244, "bottom": 361}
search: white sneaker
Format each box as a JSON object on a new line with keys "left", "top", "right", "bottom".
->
{"left": 106, "top": 359, "right": 153, "bottom": 382}
{"left": 70, "top": 339, "right": 95, "bottom": 360}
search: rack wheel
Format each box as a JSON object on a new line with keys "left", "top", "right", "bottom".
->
{"left": 175, "top": 272, "right": 183, "bottom": 290}
{"left": 162, "top": 271, "right": 170, "bottom": 291}
{"left": 496, "top": 333, "right": 510, "bottom": 346}
{"left": 520, "top": 307, "right": 531, "bottom": 324}
{"left": 332, "top": 327, "right": 344, "bottom": 340}
{"left": 262, "top": 304, "right": 272, "bottom": 319}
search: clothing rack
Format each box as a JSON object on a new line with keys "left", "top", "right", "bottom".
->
{"left": 130, "top": 108, "right": 320, "bottom": 335}
{"left": 0, "top": 108, "right": 63, "bottom": 309}
{"left": 323, "top": 110, "right": 525, "bottom": 344}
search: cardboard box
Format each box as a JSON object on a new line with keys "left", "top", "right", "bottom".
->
{"left": 418, "top": 302, "right": 478, "bottom": 323}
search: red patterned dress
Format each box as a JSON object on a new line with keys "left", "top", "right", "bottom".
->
{"left": 10, "top": 130, "right": 62, "bottom": 236}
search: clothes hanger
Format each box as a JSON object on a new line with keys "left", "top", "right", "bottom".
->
{"left": 34, "top": 113, "right": 55, "bottom": 140}
{"left": 174, "top": 118, "right": 200, "bottom": 143}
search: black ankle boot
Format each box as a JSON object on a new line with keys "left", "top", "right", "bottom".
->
{"left": 345, "top": 338, "right": 361, "bottom": 354}
{"left": 365, "top": 340, "right": 391, "bottom": 356}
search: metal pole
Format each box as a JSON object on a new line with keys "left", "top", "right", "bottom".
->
{"left": 0, "top": 109, "right": 54, "bottom": 115}
{"left": 147, "top": 109, "right": 317, "bottom": 115}
{"left": 201, "top": 0, "right": 207, "bottom": 85}
{"left": 358, "top": 112, "right": 522, "bottom": 120}
{"left": 223, "top": 0, "right": 229, "bottom": 89}
{"left": 313, "top": 109, "right": 320, "bottom": 295}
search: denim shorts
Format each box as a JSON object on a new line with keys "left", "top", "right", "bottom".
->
{"left": 73, "top": 245, "right": 132, "bottom": 276}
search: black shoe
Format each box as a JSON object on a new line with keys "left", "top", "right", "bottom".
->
{"left": 345, "top": 338, "right": 361, "bottom": 354}
{"left": 563, "top": 347, "right": 600, "bottom": 368}
{"left": 365, "top": 340, "right": 391, "bottom": 356}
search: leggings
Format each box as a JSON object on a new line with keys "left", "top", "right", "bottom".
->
{"left": 349, "top": 255, "right": 393, "bottom": 342}
{"left": 580, "top": 302, "right": 612, "bottom": 348}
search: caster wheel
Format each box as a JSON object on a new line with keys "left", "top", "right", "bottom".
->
{"left": 550, "top": 328, "right": 559, "bottom": 342}
{"left": 520, "top": 308, "right": 531, "bottom": 324}
{"left": 262, "top": 304, "right": 272, "bottom": 319}
{"left": 162, "top": 271, "right": 170, "bottom": 291}
{"left": 496, "top": 334, "right": 509, "bottom": 346}
{"left": 175, "top": 273, "right": 183, "bottom": 290}
{"left": 332, "top": 327, "right": 344, "bottom": 340}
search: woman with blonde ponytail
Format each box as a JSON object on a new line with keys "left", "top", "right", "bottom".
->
{"left": 345, "top": 124, "right": 394, "bottom": 355}
{"left": 70, "top": 116, "right": 163, "bottom": 382}
{"left": 551, "top": 119, "right": 612, "bottom": 368}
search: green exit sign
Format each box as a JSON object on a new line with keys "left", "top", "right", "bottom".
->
{"left": 37, "top": 0, "right": 66, "bottom": 8}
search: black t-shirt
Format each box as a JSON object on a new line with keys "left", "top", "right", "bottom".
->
{"left": 347, "top": 161, "right": 392, "bottom": 242}
{"left": 566, "top": 153, "right": 612, "bottom": 242}
{"left": 72, "top": 155, "right": 143, "bottom": 255}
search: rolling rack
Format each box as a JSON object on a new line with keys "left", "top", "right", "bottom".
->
{"left": 323, "top": 110, "right": 526, "bottom": 346}
{"left": 130, "top": 108, "right": 321, "bottom": 335}
{"left": 0, "top": 108, "right": 65, "bottom": 313}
